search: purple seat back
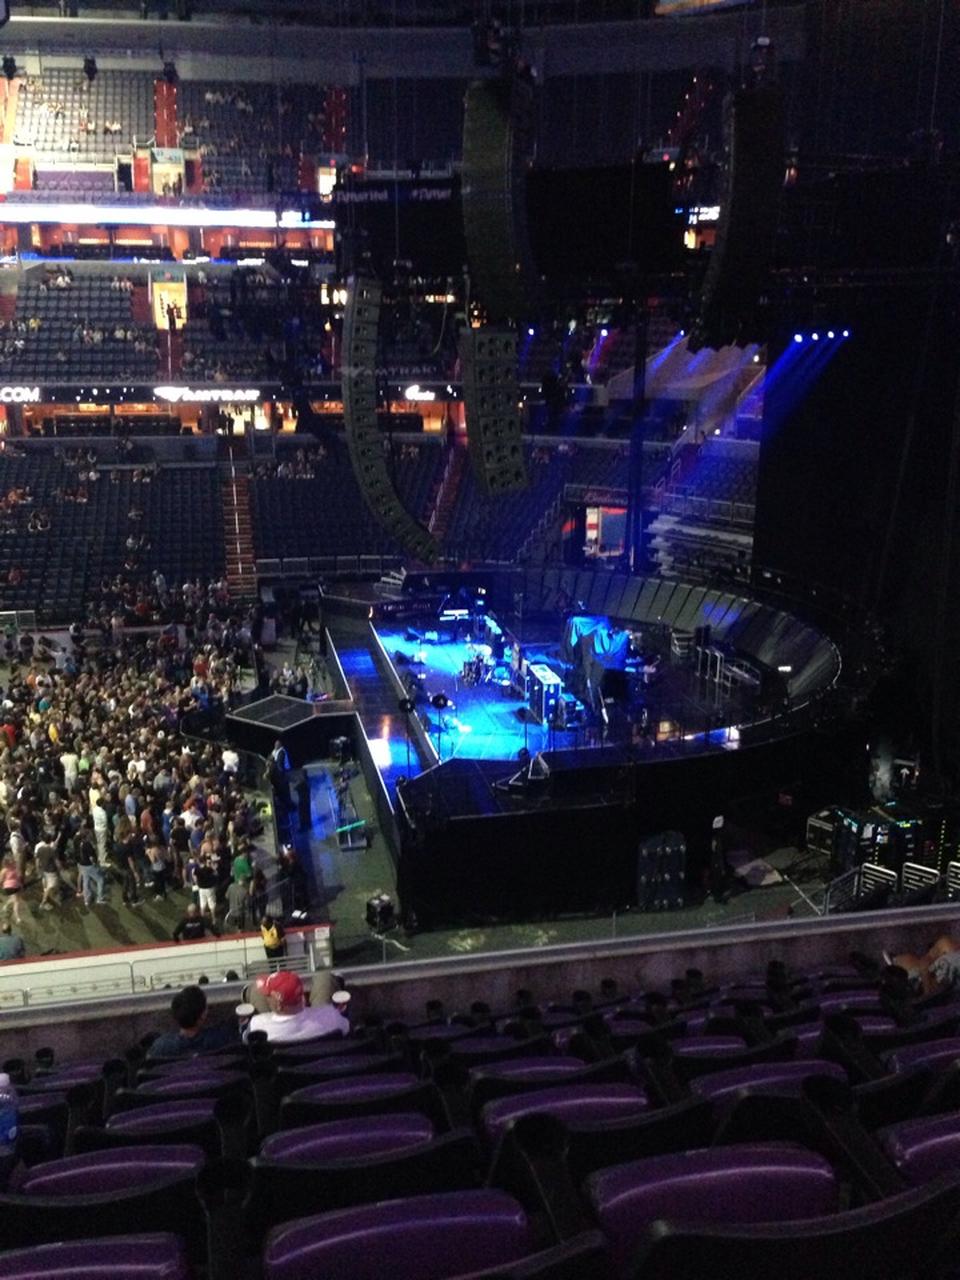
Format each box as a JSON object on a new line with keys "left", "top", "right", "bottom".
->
{"left": 587, "top": 1142, "right": 838, "bottom": 1274}
{"left": 481, "top": 1084, "right": 648, "bottom": 1143}
{"left": 261, "top": 1114, "right": 434, "bottom": 1163}
{"left": 288, "top": 1072, "right": 419, "bottom": 1106}
{"left": 879, "top": 1112, "right": 960, "bottom": 1184}
{"left": 19, "top": 1145, "right": 205, "bottom": 1196}
{"left": 0, "top": 1233, "right": 189, "bottom": 1278}
{"left": 791, "top": 1024, "right": 826, "bottom": 1060}
{"left": 817, "top": 991, "right": 882, "bottom": 1014}
{"left": 136, "top": 1070, "right": 248, "bottom": 1097}
{"left": 470, "top": 1056, "right": 587, "bottom": 1083}
{"left": 143, "top": 1056, "right": 243, "bottom": 1077}
{"left": 884, "top": 1038, "right": 960, "bottom": 1074}
{"left": 34, "top": 1063, "right": 104, "bottom": 1085}
{"left": 691, "top": 1059, "right": 847, "bottom": 1102}
{"left": 282, "top": 1054, "right": 396, "bottom": 1080}
{"left": 107, "top": 1100, "right": 217, "bottom": 1134}
{"left": 263, "top": 1189, "right": 533, "bottom": 1280}
{"left": 450, "top": 1037, "right": 524, "bottom": 1057}
{"left": 672, "top": 1036, "right": 747, "bottom": 1058}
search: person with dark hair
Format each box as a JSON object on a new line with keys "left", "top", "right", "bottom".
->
{"left": 173, "top": 901, "right": 217, "bottom": 942}
{"left": 146, "top": 984, "right": 236, "bottom": 1059}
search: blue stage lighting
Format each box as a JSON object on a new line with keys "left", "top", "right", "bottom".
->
{"left": 600, "top": 327, "right": 609, "bottom": 338}
{"left": 811, "top": 332, "right": 820, "bottom": 341}
{"left": 827, "top": 330, "right": 835, "bottom": 339}
{"left": 842, "top": 329, "right": 850, "bottom": 338}
{"left": 793, "top": 333, "right": 803, "bottom": 343}
{"left": 527, "top": 327, "right": 535, "bottom": 336}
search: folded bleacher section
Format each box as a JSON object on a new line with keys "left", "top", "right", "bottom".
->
{"left": 5, "top": 954, "right": 960, "bottom": 1278}
{"left": 0, "top": 451, "right": 224, "bottom": 620}
{"left": 648, "top": 437, "right": 759, "bottom": 583}
{"left": 4, "top": 273, "right": 160, "bottom": 382}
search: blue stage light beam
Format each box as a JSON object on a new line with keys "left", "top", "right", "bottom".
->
{"left": 761, "top": 330, "right": 846, "bottom": 436}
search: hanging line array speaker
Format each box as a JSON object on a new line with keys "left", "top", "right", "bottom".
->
{"left": 342, "top": 274, "right": 439, "bottom": 563}
{"left": 459, "top": 324, "right": 528, "bottom": 496}
{"left": 461, "top": 75, "right": 540, "bottom": 325}
{"left": 689, "top": 82, "right": 784, "bottom": 353}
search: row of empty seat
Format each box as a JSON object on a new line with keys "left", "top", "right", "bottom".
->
{"left": 6, "top": 954, "right": 960, "bottom": 1277}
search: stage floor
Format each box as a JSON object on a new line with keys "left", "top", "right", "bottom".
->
{"left": 376, "top": 625, "right": 751, "bottom": 764}
{"left": 377, "top": 627, "right": 575, "bottom": 761}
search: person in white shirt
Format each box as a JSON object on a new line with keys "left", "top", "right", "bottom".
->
{"left": 245, "top": 971, "right": 350, "bottom": 1044}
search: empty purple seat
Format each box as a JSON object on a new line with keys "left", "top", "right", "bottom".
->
{"left": 450, "top": 1037, "right": 532, "bottom": 1059}
{"left": 263, "top": 1189, "right": 534, "bottom": 1280}
{"left": 481, "top": 1084, "right": 648, "bottom": 1144}
{"left": 884, "top": 1038, "right": 960, "bottom": 1074}
{"left": 18, "top": 1145, "right": 205, "bottom": 1196}
{"left": 287, "top": 1072, "right": 419, "bottom": 1106}
{"left": 878, "top": 1111, "right": 960, "bottom": 1184}
{"left": 260, "top": 1114, "right": 434, "bottom": 1163}
{"left": 469, "top": 1056, "right": 588, "bottom": 1083}
{"left": 0, "top": 1233, "right": 189, "bottom": 1279}
{"left": 279, "top": 1054, "right": 400, "bottom": 1082}
{"left": 691, "top": 1059, "right": 847, "bottom": 1102}
{"left": 672, "top": 1035, "right": 747, "bottom": 1058}
{"left": 107, "top": 1099, "right": 217, "bottom": 1135}
{"left": 141, "top": 1056, "right": 244, "bottom": 1077}
{"left": 817, "top": 991, "right": 883, "bottom": 1014}
{"left": 135, "top": 1070, "right": 248, "bottom": 1098}
{"left": 586, "top": 1142, "right": 839, "bottom": 1274}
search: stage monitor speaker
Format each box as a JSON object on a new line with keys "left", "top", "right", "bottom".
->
{"left": 342, "top": 275, "right": 438, "bottom": 563}
{"left": 460, "top": 324, "right": 528, "bottom": 496}
{"left": 689, "top": 83, "right": 784, "bottom": 352}
{"left": 461, "top": 75, "right": 539, "bottom": 323}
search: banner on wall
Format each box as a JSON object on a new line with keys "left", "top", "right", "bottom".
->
{"left": 152, "top": 147, "right": 184, "bottom": 166}
{"left": 150, "top": 276, "right": 188, "bottom": 331}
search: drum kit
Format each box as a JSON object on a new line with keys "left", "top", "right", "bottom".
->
{"left": 460, "top": 642, "right": 494, "bottom": 687}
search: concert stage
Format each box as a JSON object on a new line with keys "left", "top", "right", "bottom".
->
{"left": 317, "top": 566, "right": 857, "bottom": 930}
{"left": 377, "top": 624, "right": 754, "bottom": 762}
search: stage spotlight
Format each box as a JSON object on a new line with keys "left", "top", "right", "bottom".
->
{"left": 600, "top": 327, "right": 609, "bottom": 337}
{"left": 163, "top": 60, "right": 177, "bottom": 84}
{"left": 526, "top": 327, "right": 534, "bottom": 337}
{"left": 811, "top": 332, "right": 819, "bottom": 341}
{"left": 842, "top": 329, "right": 850, "bottom": 338}
{"left": 83, "top": 56, "right": 97, "bottom": 82}
{"left": 827, "top": 330, "right": 835, "bottom": 339}
{"left": 793, "top": 333, "right": 803, "bottom": 343}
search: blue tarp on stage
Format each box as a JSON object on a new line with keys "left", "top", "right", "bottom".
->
{"left": 562, "top": 615, "right": 630, "bottom": 670}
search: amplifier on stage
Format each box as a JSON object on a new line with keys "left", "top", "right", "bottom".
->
{"left": 527, "top": 662, "right": 563, "bottom": 725}
{"left": 868, "top": 802, "right": 922, "bottom": 875}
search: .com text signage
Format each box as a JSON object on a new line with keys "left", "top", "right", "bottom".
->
{"left": 0, "top": 386, "right": 41, "bottom": 403}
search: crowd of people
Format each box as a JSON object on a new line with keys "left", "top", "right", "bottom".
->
{"left": 0, "top": 585, "right": 289, "bottom": 958}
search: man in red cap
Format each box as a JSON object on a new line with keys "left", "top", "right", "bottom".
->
{"left": 246, "top": 970, "right": 350, "bottom": 1043}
